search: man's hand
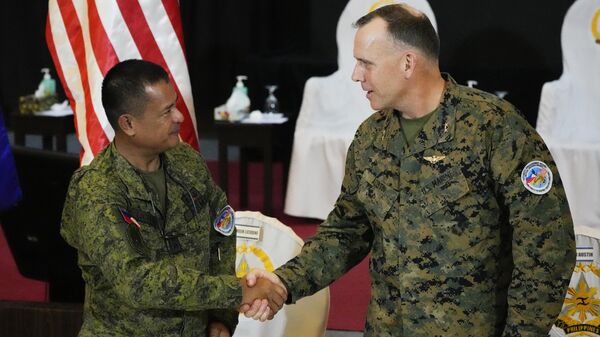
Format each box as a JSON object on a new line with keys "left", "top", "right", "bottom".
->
{"left": 208, "top": 321, "right": 230, "bottom": 337}
{"left": 239, "top": 274, "right": 287, "bottom": 320}
{"left": 240, "top": 269, "right": 288, "bottom": 321}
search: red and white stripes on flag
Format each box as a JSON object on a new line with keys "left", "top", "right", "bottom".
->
{"left": 46, "top": 0, "right": 199, "bottom": 165}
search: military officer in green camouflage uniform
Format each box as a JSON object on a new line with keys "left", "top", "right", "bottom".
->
{"left": 61, "top": 60, "right": 286, "bottom": 337}
{"left": 243, "top": 4, "right": 576, "bottom": 336}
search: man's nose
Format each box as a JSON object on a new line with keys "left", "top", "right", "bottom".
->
{"left": 173, "top": 107, "right": 184, "bottom": 123}
{"left": 351, "top": 64, "right": 362, "bottom": 82}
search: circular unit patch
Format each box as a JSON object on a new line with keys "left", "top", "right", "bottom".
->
{"left": 521, "top": 161, "right": 553, "bottom": 195}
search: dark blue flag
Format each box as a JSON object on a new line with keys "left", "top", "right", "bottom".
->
{"left": 0, "top": 107, "right": 22, "bottom": 211}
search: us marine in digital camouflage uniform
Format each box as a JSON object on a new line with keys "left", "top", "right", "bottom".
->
{"left": 244, "top": 4, "right": 576, "bottom": 336}
{"left": 61, "top": 60, "right": 286, "bottom": 337}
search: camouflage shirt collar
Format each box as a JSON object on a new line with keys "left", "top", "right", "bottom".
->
{"left": 104, "top": 142, "right": 194, "bottom": 204}
{"left": 373, "top": 73, "right": 458, "bottom": 158}
{"left": 102, "top": 142, "right": 152, "bottom": 201}
{"left": 406, "top": 73, "right": 457, "bottom": 156}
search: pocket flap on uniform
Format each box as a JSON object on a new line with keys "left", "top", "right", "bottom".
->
{"left": 419, "top": 166, "right": 470, "bottom": 216}
{"left": 357, "top": 170, "right": 397, "bottom": 220}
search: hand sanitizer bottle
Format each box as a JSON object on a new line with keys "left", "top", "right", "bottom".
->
{"left": 35, "top": 68, "right": 56, "bottom": 98}
{"left": 225, "top": 75, "right": 250, "bottom": 121}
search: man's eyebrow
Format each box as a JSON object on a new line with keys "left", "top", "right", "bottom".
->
{"left": 164, "top": 95, "right": 178, "bottom": 111}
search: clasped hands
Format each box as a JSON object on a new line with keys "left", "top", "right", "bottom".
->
{"left": 239, "top": 269, "right": 287, "bottom": 321}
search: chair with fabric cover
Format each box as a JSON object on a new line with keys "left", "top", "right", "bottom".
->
{"left": 233, "top": 211, "right": 330, "bottom": 337}
{"left": 0, "top": 146, "right": 82, "bottom": 302}
{"left": 284, "top": 0, "right": 438, "bottom": 219}
{"left": 536, "top": 0, "right": 600, "bottom": 230}
{"left": 549, "top": 226, "right": 600, "bottom": 337}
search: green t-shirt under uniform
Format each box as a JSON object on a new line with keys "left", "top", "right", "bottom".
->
{"left": 399, "top": 109, "right": 437, "bottom": 146}
{"left": 139, "top": 164, "right": 167, "bottom": 215}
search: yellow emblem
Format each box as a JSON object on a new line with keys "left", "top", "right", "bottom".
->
{"left": 592, "top": 9, "right": 600, "bottom": 44}
{"left": 556, "top": 259, "right": 600, "bottom": 335}
{"left": 235, "top": 243, "right": 274, "bottom": 278}
{"left": 368, "top": 0, "right": 397, "bottom": 13}
{"left": 423, "top": 155, "right": 445, "bottom": 164}
{"left": 556, "top": 274, "right": 600, "bottom": 334}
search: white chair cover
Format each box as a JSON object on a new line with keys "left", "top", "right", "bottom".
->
{"left": 233, "top": 211, "right": 330, "bottom": 337}
{"left": 285, "top": 0, "right": 437, "bottom": 219}
{"left": 536, "top": 0, "right": 600, "bottom": 230}
{"left": 549, "top": 226, "right": 600, "bottom": 337}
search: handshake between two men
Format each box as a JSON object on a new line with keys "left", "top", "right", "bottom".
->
{"left": 239, "top": 269, "right": 286, "bottom": 321}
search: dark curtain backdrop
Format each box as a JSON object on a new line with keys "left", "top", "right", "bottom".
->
{"left": 0, "top": 0, "right": 574, "bottom": 136}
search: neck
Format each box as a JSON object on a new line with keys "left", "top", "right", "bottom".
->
{"left": 397, "top": 68, "right": 445, "bottom": 120}
{"left": 114, "top": 134, "right": 161, "bottom": 172}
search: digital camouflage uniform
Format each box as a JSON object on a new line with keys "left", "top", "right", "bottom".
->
{"left": 275, "top": 75, "right": 576, "bottom": 337}
{"left": 61, "top": 142, "right": 241, "bottom": 337}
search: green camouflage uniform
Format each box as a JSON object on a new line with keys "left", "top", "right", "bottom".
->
{"left": 61, "top": 142, "right": 241, "bottom": 337}
{"left": 275, "top": 75, "right": 576, "bottom": 336}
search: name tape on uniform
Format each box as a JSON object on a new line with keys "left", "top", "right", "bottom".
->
{"left": 577, "top": 247, "right": 595, "bottom": 262}
{"left": 235, "top": 224, "right": 262, "bottom": 241}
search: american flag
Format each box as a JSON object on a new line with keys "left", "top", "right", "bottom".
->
{"left": 45, "top": 0, "right": 198, "bottom": 165}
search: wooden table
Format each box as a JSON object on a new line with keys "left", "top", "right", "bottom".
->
{"left": 215, "top": 119, "right": 291, "bottom": 215}
{"left": 9, "top": 113, "right": 75, "bottom": 151}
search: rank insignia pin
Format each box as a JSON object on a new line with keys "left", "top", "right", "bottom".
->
{"left": 423, "top": 155, "right": 445, "bottom": 164}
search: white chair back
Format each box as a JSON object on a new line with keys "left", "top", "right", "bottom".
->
{"left": 285, "top": 0, "right": 437, "bottom": 219}
{"left": 536, "top": 0, "right": 600, "bottom": 231}
{"left": 233, "top": 211, "right": 330, "bottom": 337}
{"left": 549, "top": 226, "right": 600, "bottom": 337}
{"left": 537, "top": 0, "right": 600, "bottom": 144}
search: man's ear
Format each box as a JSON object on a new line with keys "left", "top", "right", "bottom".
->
{"left": 118, "top": 114, "right": 136, "bottom": 136}
{"left": 402, "top": 51, "right": 418, "bottom": 79}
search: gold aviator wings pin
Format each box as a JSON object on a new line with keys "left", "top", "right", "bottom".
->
{"left": 423, "top": 155, "right": 445, "bottom": 164}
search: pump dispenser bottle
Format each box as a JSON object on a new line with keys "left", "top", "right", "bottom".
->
{"left": 225, "top": 75, "right": 250, "bottom": 121}
{"left": 34, "top": 68, "right": 56, "bottom": 98}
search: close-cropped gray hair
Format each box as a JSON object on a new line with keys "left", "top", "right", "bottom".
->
{"left": 354, "top": 4, "right": 439, "bottom": 60}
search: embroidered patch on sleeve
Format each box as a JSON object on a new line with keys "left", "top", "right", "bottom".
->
{"left": 521, "top": 161, "right": 553, "bottom": 195}
{"left": 213, "top": 205, "right": 235, "bottom": 236}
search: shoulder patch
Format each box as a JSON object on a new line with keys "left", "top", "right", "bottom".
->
{"left": 213, "top": 205, "right": 235, "bottom": 236}
{"left": 521, "top": 161, "right": 553, "bottom": 195}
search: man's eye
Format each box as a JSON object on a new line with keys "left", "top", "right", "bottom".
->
{"left": 359, "top": 61, "right": 371, "bottom": 68}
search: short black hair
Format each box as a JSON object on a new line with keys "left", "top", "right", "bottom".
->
{"left": 101, "top": 59, "right": 170, "bottom": 130}
{"left": 354, "top": 4, "right": 439, "bottom": 61}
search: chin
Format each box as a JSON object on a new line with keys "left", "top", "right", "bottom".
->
{"left": 369, "top": 102, "right": 382, "bottom": 111}
{"left": 164, "top": 137, "right": 180, "bottom": 150}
